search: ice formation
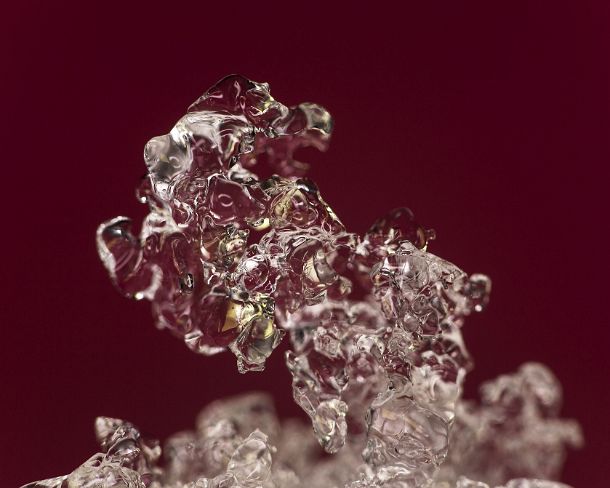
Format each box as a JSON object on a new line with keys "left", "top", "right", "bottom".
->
{"left": 24, "top": 76, "right": 582, "bottom": 488}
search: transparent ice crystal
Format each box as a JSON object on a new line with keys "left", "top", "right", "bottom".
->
{"left": 25, "top": 76, "right": 582, "bottom": 488}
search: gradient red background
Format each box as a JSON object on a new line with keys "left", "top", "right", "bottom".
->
{"left": 1, "top": 2, "right": 609, "bottom": 487}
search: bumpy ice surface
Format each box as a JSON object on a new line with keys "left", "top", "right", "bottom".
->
{"left": 24, "top": 76, "right": 582, "bottom": 488}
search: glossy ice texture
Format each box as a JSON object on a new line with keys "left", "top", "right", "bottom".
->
{"left": 23, "top": 386, "right": 579, "bottom": 488}
{"left": 25, "top": 76, "right": 581, "bottom": 488}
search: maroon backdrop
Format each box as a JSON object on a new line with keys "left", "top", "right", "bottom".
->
{"left": 2, "top": 2, "right": 609, "bottom": 487}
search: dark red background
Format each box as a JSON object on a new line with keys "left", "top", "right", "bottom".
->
{"left": 1, "top": 2, "right": 609, "bottom": 487}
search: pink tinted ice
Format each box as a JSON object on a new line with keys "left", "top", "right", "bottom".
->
{"left": 23, "top": 76, "right": 580, "bottom": 488}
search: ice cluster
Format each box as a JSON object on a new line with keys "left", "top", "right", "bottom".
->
{"left": 24, "top": 76, "right": 581, "bottom": 488}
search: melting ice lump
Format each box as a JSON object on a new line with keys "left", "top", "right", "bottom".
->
{"left": 24, "top": 76, "right": 581, "bottom": 488}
